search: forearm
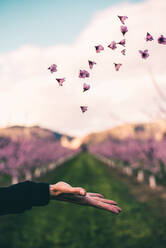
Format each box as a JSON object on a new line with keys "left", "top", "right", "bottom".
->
{"left": 0, "top": 181, "right": 50, "bottom": 216}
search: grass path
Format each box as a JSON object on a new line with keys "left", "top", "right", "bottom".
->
{"left": 0, "top": 152, "right": 166, "bottom": 248}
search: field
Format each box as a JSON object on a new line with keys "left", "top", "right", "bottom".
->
{"left": 0, "top": 152, "right": 166, "bottom": 248}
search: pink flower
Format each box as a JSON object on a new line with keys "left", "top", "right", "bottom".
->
{"left": 80, "top": 106, "right": 88, "bottom": 113}
{"left": 114, "top": 63, "right": 122, "bottom": 71}
{"left": 158, "top": 35, "right": 166, "bottom": 45}
{"left": 118, "top": 39, "right": 126, "bottom": 47}
{"left": 48, "top": 64, "right": 57, "bottom": 73}
{"left": 88, "top": 60, "right": 97, "bottom": 69}
{"left": 121, "top": 49, "right": 126, "bottom": 56}
{"left": 108, "top": 41, "right": 117, "bottom": 50}
{"left": 139, "top": 50, "right": 149, "bottom": 59}
{"left": 79, "top": 70, "right": 90, "bottom": 78}
{"left": 56, "top": 78, "right": 65, "bottom": 86}
{"left": 118, "top": 15, "right": 128, "bottom": 25}
{"left": 120, "top": 26, "right": 128, "bottom": 36}
{"left": 146, "top": 32, "right": 153, "bottom": 41}
{"left": 95, "top": 44, "right": 104, "bottom": 53}
{"left": 83, "top": 83, "right": 90, "bottom": 92}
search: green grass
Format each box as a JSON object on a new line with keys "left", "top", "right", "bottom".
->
{"left": 0, "top": 152, "right": 166, "bottom": 248}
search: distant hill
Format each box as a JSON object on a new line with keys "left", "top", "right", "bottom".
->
{"left": 0, "top": 125, "right": 74, "bottom": 142}
{"left": 81, "top": 119, "right": 166, "bottom": 145}
{"left": 2, "top": 119, "right": 166, "bottom": 149}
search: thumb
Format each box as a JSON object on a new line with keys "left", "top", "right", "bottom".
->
{"left": 71, "top": 187, "right": 86, "bottom": 196}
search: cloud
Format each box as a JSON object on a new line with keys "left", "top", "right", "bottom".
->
{"left": 0, "top": 0, "right": 166, "bottom": 136}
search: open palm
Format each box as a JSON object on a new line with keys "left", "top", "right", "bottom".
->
{"left": 49, "top": 182, "right": 121, "bottom": 214}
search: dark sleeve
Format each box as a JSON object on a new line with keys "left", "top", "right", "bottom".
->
{"left": 0, "top": 181, "right": 50, "bottom": 216}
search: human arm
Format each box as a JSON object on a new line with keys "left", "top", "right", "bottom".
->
{"left": 0, "top": 181, "right": 121, "bottom": 216}
{"left": 49, "top": 181, "right": 121, "bottom": 214}
{"left": 0, "top": 181, "right": 49, "bottom": 216}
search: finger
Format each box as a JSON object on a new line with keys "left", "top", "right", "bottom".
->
{"left": 90, "top": 197, "right": 117, "bottom": 205}
{"left": 68, "top": 187, "right": 86, "bottom": 196}
{"left": 86, "top": 197, "right": 122, "bottom": 214}
{"left": 87, "top": 193, "right": 104, "bottom": 198}
{"left": 54, "top": 194, "right": 122, "bottom": 214}
{"left": 58, "top": 194, "right": 118, "bottom": 208}
{"left": 93, "top": 202, "right": 121, "bottom": 214}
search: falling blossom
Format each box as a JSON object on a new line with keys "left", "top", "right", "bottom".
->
{"left": 114, "top": 63, "right": 122, "bottom": 71}
{"left": 95, "top": 44, "right": 104, "bottom": 53}
{"left": 118, "top": 39, "right": 126, "bottom": 47}
{"left": 83, "top": 83, "right": 90, "bottom": 92}
{"left": 88, "top": 60, "right": 97, "bottom": 69}
{"left": 118, "top": 15, "right": 128, "bottom": 25}
{"left": 121, "top": 49, "right": 126, "bottom": 56}
{"left": 146, "top": 32, "right": 153, "bottom": 41}
{"left": 139, "top": 49, "right": 149, "bottom": 59}
{"left": 48, "top": 64, "right": 57, "bottom": 73}
{"left": 158, "top": 35, "right": 166, "bottom": 45}
{"left": 80, "top": 106, "right": 88, "bottom": 113}
{"left": 79, "top": 70, "right": 90, "bottom": 78}
{"left": 120, "top": 26, "right": 128, "bottom": 36}
{"left": 56, "top": 78, "right": 65, "bottom": 86}
{"left": 108, "top": 41, "right": 117, "bottom": 50}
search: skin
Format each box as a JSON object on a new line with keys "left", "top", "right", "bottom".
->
{"left": 49, "top": 182, "right": 122, "bottom": 214}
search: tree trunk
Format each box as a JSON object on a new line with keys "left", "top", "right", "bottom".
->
{"left": 137, "top": 170, "right": 144, "bottom": 182}
{"left": 126, "top": 167, "right": 133, "bottom": 176}
{"left": 12, "top": 176, "right": 18, "bottom": 185}
{"left": 34, "top": 168, "right": 41, "bottom": 177}
{"left": 149, "top": 175, "right": 156, "bottom": 189}
{"left": 48, "top": 163, "right": 55, "bottom": 170}
{"left": 25, "top": 170, "right": 32, "bottom": 180}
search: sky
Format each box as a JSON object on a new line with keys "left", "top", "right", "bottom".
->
{"left": 0, "top": 0, "right": 166, "bottom": 137}
{"left": 0, "top": 0, "right": 142, "bottom": 53}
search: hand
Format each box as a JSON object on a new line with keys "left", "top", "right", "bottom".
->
{"left": 49, "top": 182, "right": 121, "bottom": 214}
{"left": 49, "top": 181, "right": 86, "bottom": 197}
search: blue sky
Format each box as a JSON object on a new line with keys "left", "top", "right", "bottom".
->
{"left": 0, "top": 0, "right": 143, "bottom": 53}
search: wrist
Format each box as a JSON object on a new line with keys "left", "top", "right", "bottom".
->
{"left": 49, "top": 184, "right": 56, "bottom": 199}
